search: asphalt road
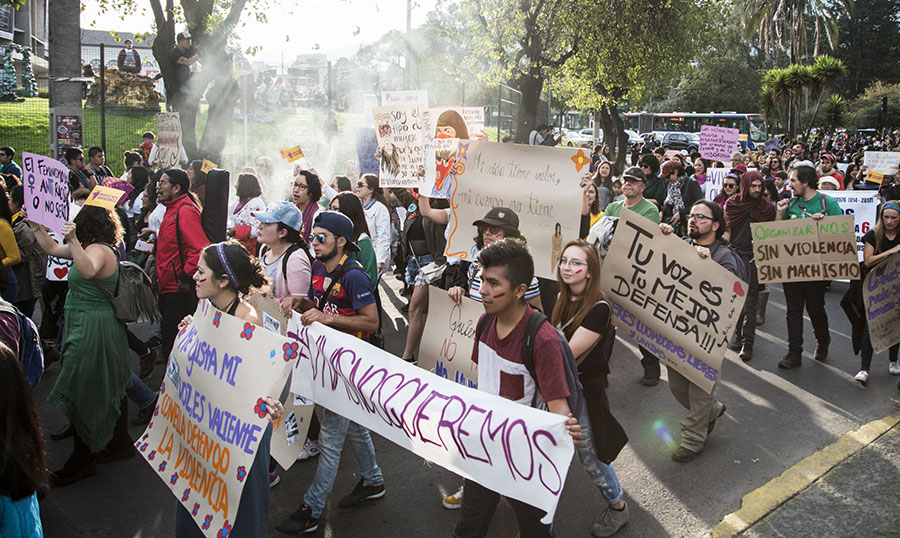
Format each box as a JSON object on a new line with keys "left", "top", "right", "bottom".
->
{"left": 35, "top": 277, "right": 900, "bottom": 537}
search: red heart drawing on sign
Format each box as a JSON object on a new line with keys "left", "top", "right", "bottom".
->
{"left": 53, "top": 267, "right": 68, "bottom": 279}
{"left": 733, "top": 281, "right": 745, "bottom": 297}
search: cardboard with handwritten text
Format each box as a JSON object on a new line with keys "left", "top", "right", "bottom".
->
{"left": 22, "top": 152, "right": 69, "bottom": 234}
{"left": 599, "top": 212, "right": 747, "bottom": 394}
{"left": 751, "top": 215, "right": 860, "bottom": 283}
{"left": 862, "top": 252, "right": 900, "bottom": 354}
{"left": 444, "top": 141, "right": 583, "bottom": 279}
{"left": 372, "top": 105, "right": 425, "bottom": 187}
{"left": 287, "top": 317, "right": 574, "bottom": 523}
{"left": 419, "top": 287, "right": 480, "bottom": 388}
{"left": 863, "top": 151, "right": 900, "bottom": 176}
{"left": 136, "top": 300, "right": 294, "bottom": 538}
{"left": 699, "top": 125, "right": 740, "bottom": 163}
{"left": 156, "top": 112, "right": 182, "bottom": 169}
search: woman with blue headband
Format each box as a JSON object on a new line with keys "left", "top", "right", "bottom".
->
{"left": 174, "top": 240, "right": 285, "bottom": 537}
{"left": 856, "top": 201, "right": 900, "bottom": 386}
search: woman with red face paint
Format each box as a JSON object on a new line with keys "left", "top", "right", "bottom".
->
{"left": 552, "top": 239, "right": 630, "bottom": 537}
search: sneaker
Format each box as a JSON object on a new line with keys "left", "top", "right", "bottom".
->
{"left": 640, "top": 368, "right": 660, "bottom": 387}
{"left": 729, "top": 333, "right": 741, "bottom": 351}
{"left": 739, "top": 346, "right": 753, "bottom": 362}
{"left": 854, "top": 370, "right": 869, "bottom": 386}
{"left": 672, "top": 446, "right": 703, "bottom": 462}
{"left": 338, "top": 478, "right": 385, "bottom": 508}
{"left": 708, "top": 403, "right": 726, "bottom": 435}
{"left": 276, "top": 504, "right": 319, "bottom": 535}
{"left": 296, "top": 439, "right": 320, "bottom": 461}
{"left": 442, "top": 486, "right": 464, "bottom": 509}
{"left": 138, "top": 349, "right": 155, "bottom": 379}
{"left": 890, "top": 362, "right": 900, "bottom": 376}
{"left": 814, "top": 338, "right": 830, "bottom": 362}
{"left": 591, "top": 501, "right": 629, "bottom": 537}
{"left": 778, "top": 354, "right": 802, "bottom": 369}
{"left": 269, "top": 471, "right": 280, "bottom": 488}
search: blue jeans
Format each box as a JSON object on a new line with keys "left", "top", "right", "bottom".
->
{"left": 574, "top": 404, "right": 624, "bottom": 505}
{"left": 126, "top": 372, "right": 157, "bottom": 409}
{"left": 303, "top": 407, "right": 383, "bottom": 517}
{"left": 405, "top": 254, "right": 433, "bottom": 287}
{"left": 2, "top": 267, "right": 17, "bottom": 303}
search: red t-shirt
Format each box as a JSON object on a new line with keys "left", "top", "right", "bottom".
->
{"left": 472, "top": 306, "right": 570, "bottom": 407}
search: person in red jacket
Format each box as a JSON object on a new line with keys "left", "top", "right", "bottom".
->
{"left": 155, "top": 168, "right": 208, "bottom": 363}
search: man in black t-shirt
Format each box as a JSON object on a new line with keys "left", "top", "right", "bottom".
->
{"left": 171, "top": 31, "right": 199, "bottom": 95}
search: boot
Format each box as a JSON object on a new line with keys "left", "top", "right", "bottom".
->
{"left": 756, "top": 291, "right": 769, "bottom": 326}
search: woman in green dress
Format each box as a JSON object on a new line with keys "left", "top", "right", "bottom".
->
{"left": 30, "top": 205, "right": 132, "bottom": 486}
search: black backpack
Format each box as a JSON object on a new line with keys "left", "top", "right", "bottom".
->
{"left": 475, "top": 310, "right": 584, "bottom": 419}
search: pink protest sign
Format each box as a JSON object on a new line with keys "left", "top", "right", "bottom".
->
{"left": 22, "top": 152, "right": 70, "bottom": 234}
{"left": 699, "top": 125, "right": 740, "bottom": 163}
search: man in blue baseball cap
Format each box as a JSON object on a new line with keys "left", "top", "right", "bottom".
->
{"left": 277, "top": 211, "right": 384, "bottom": 535}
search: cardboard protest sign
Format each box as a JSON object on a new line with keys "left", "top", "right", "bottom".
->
{"left": 100, "top": 177, "right": 135, "bottom": 205}
{"left": 827, "top": 191, "right": 879, "bottom": 262}
{"left": 156, "top": 112, "right": 183, "bottom": 168}
{"left": 136, "top": 300, "right": 294, "bottom": 538}
{"left": 372, "top": 105, "right": 426, "bottom": 187}
{"left": 863, "top": 151, "right": 900, "bottom": 176}
{"left": 599, "top": 211, "right": 746, "bottom": 394}
{"left": 246, "top": 293, "right": 288, "bottom": 337}
{"left": 419, "top": 287, "right": 479, "bottom": 388}
{"left": 21, "top": 152, "right": 69, "bottom": 234}
{"left": 287, "top": 317, "right": 574, "bottom": 524}
{"left": 863, "top": 252, "right": 900, "bottom": 353}
{"left": 84, "top": 185, "right": 124, "bottom": 210}
{"left": 699, "top": 125, "right": 740, "bottom": 163}
{"left": 444, "top": 141, "right": 583, "bottom": 279}
{"left": 421, "top": 138, "right": 460, "bottom": 198}
{"left": 702, "top": 168, "right": 729, "bottom": 202}
{"left": 382, "top": 90, "right": 428, "bottom": 106}
{"left": 356, "top": 128, "right": 380, "bottom": 176}
{"left": 269, "top": 393, "right": 314, "bottom": 471}
{"left": 751, "top": 215, "right": 860, "bottom": 283}
{"left": 422, "top": 106, "right": 486, "bottom": 146}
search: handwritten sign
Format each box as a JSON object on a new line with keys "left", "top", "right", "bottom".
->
{"left": 863, "top": 252, "right": 900, "bottom": 353}
{"left": 827, "top": 191, "right": 879, "bottom": 262}
{"left": 156, "top": 112, "right": 182, "bottom": 168}
{"left": 863, "top": 151, "right": 900, "bottom": 176}
{"left": 702, "top": 168, "right": 730, "bottom": 202}
{"left": 751, "top": 215, "right": 860, "bottom": 283}
{"left": 599, "top": 211, "right": 747, "bottom": 394}
{"left": 22, "top": 152, "right": 69, "bottom": 235}
{"left": 419, "top": 287, "right": 479, "bottom": 389}
{"left": 356, "top": 128, "right": 380, "bottom": 176}
{"left": 699, "top": 125, "right": 740, "bottom": 163}
{"left": 269, "top": 393, "right": 314, "bottom": 471}
{"left": 421, "top": 137, "right": 460, "bottom": 199}
{"left": 445, "top": 141, "right": 583, "bottom": 279}
{"left": 423, "top": 107, "right": 486, "bottom": 146}
{"left": 372, "top": 105, "right": 425, "bottom": 187}
{"left": 137, "top": 300, "right": 294, "bottom": 538}
{"left": 84, "top": 185, "right": 124, "bottom": 209}
{"left": 287, "top": 317, "right": 574, "bottom": 524}
{"left": 381, "top": 90, "right": 428, "bottom": 106}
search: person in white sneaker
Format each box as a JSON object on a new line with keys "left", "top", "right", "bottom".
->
{"left": 855, "top": 201, "right": 900, "bottom": 386}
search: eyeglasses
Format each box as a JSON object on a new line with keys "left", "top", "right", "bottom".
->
{"left": 724, "top": 183, "right": 738, "bottom": 189}
{"left": 293, "top": 182, "right": 309, "bottom": 191}
{"left": 558, "top": 258, "right": 587, "bottom": 269}
{"left": 688, "top": 213, "right": 714, "bottom": 222}
{"left": 308, "top": 232, "right": 333, "bottom": 244}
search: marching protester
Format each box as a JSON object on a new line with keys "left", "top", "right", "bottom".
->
{"left": 638, "top": 154, "right": 666, "bottom": 208}
{"left": 277, "top": 212, "right": 384, "bottom": 535}
{"left": 29, "top": 206, "right": 133, "bottom": 485}
{"left": 328, "top": 193, "right": 379, "bottom": 288}
{"left": 227, "top": 172, "right": 266, "bottom": 254}
{"left": 357, "top": 174, "right": 391, "bottom": 274}
{"left": 724, "top": 170, "right": 776, "bottom": 361}
{"left": 659, "top": 200, "right": 743, "bottom": 461}
{"left": 660, "top": 158, "right": 703, "bottom": 235}
{"left": 0, "top": 341, "right": 44, "bottom": 538}
{"left": 292, "top": 169, "right": 323, "bottom": 241}
{"left": 818, "top": 153, "right": 844, "bottom": 189}
{"left": 581, "top": 183, "right": 604, "bottom": 239}
{"left": 155, "top": 168, "right": 209, "bottom": 369}
{"left": 854, "top": 201, "right": 900, "bottom": 385}
{"left": 84, "top": 147, "right": 113, "bottom": 180}
{"left": 775, "top": 163, "right": 844, "bottom": 368}
{"left": 186, "top": 160, "right": 208, "bottom": 204}
{"left": 9, "top": 185, "right": 45, "bottom": 318}
{"left": 691, "top": 157, "right": 710, "bottom": 196}
{"left": 714, "top": 171, "right": 740, "bottom": 208}
{"left": 0, "top": 184, "right": 21, "bottom": 303}
{"left": 65, "top": 147, "right": 96, "bottom": 200}
{"left": 174, "top": 240, "right": 284, "bottom": 536}
{"left": 453, "top": 238, "right": 580, "bottom": 538}
{"left": 552, "top": 239, "right": 630, "bottom": 536}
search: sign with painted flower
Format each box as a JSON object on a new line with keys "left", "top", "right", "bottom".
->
{"left": 136, "top": 300, "right": 295, "bottom": 537}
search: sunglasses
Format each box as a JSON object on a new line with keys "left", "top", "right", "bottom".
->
{"left": 724, "top": 183, "right": 738, "bottom": 189}
{"left": 308, "top": 232, "right": 333, "bottom": 244}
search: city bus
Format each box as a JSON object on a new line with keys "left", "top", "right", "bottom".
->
{"left": 624, "top": 112, "right": 768, "bottom": 151}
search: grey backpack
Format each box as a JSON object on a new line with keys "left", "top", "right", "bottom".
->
{"left": 92, "top": 244, "right": 160, "bottom": 324}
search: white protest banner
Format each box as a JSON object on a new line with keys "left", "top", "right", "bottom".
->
{"left": 287, "top": 317, "right": 574, "bottom": 524}
{"left": 445, "top": 141, "right": 583, "bottom": 279}
{"left": 863, "top": 252, "right": 900, "bottom": 353}
{"left": 22, "top": 152, "right": 69, "bottom": 234}
{"left": 372, "top": 106, "right": 426, "bottom": 188}
{"left": 826, "top": 191, "right": 879, "bottom": 261}
{"left": 157, "top": 112, "right": 183, "bottom": 168}
{"left": 419, "top": 287, "right": 479, "bottom": 388}
{"left": 136, "top": 300, "right": 294, "bottom": 538}
{"left": 863, "top": 151, "right": 900, "bottom": 176}
{"left": 699, "top": 125, "right": 740, "bottom": 164}
{"left": 269, "top": 393, "right": 314, "bottom": 471}
{"left": 599, "top": 211, "right": 747, "bottom": 394}
{"left": 702, "top": 168, "right": 729, "bottom": 202}
{"left": 751, "top": 215, "right": 860, "bottom": 283}
{"left": 382, "top": 90, "right": 428, "bottom": 107}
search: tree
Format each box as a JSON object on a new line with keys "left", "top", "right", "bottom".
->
{"left": 741, "top": 0, "right": 853, "bottom": 64}
{"left": 834, "top": 0, "right": 900, "bottom": 97}
{"left": 822, "top": 94, "right": 846, "bottom": 132}
{"left": 801, "top": 55, "right": 846, "bottom": 137}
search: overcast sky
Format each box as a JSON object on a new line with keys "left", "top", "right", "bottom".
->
{"left": 81, "top": 0, "right": 440, "bottom": 63}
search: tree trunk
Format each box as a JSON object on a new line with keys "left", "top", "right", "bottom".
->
{"left": 598, "top": 107, "right": 614, "bottom": 151}
{"left": 513, "top": 73, "right": 543, "bottom": 144}
{"left": 608, "top": 105, "right": 628, "bottom": 175}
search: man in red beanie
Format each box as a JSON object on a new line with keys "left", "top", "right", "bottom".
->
{"left": 819, "top": 154, "right": 844, "bottom": 189}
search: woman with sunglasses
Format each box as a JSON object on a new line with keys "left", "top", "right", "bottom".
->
{"left": 714, "top": 171, "right": 740, "bottom": 208}
{"left": 552, "top": 240, "right": 630, "bottom": 537}
{"left": 356, "top": 174, "right": 391, "bottom": 275}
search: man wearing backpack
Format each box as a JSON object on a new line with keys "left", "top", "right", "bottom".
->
{"left": 454, "top": 238, "right": 580, "bottom": 538}
{"left": 155, "top": 168, "right": 209, "bottom": 366}
{"left": 659, "top": 200, "right": 743, "bottom": 462}
{"left": 277, "top": 212, "right": 384, "bottom": 536}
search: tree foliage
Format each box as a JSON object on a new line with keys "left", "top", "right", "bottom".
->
{"left": 740, "top": 0, "right": 853, "bottom": 64}
{"left": 834, "top": 0, "right": 900, "bottom": 97}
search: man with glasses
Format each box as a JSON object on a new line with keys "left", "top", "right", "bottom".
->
{"left": 64, "top": 147, "right": 96, "bottom": 199}
{"left": 0, "top": 146, "right": 22, "bottom": 184}
{"left": 659, "top": 200, "right": 743, "bottom": 462}
{"left": 277, "top": 211, "right": 384, "bottom": 535}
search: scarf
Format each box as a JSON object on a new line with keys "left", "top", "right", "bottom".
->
{"left": 693, "top": 173, "right": 707, "bottom": 186}
{"left": 300, "top": 203, "right": 317, "bottom": 238}
{"left": 724, "top": 170, "right": 777, "bottom": 230}
{"left": 665, "top": 175, "right": 686, "bottom": 214}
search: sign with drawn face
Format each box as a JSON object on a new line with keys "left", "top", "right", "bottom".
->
{"left": 372, "top": 106, "right": 426, "bottom": 188}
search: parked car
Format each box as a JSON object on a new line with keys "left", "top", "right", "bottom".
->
{"left": 625, "top": 129, "right": 642, "bottom": 145}
{"left": 562, "top": 128, "right": 595, "bottom": 147}
{"left": 661, "top": 132, "right": 698, "bottom": 152}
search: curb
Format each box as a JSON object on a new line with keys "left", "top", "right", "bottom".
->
{"left": 709, "top": 413, "right": 900, "bottom": 537}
